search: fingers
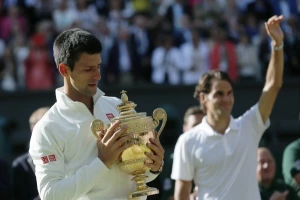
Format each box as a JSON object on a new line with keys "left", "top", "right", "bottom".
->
{"left": 118, "top": 136, "right": 135, "bottom": 152}
{"left": 147, "top": 138, "right": 165, "bottom": 159}
{"left": 144, "top": 137, "right": 165, "bottom": 171}
{"left": 106, "top": 125, "right": 128, "bottom": 145}
{"left": 267, "top": 15, "right": 284, "bottom": 25}
{"left": 144, "top": 152, "right": 161, "bottom": 164}
{"left": 98, "top": 132, "right": 104, "bottom": 141}
{"left": 102, "top": 120, "right": 121, "bottom": 142}
{"left": 264, "top": 22, "right": 271, "bottom": 35}
{"left": 115, "top": 133, "right": 133, "bottom": 149}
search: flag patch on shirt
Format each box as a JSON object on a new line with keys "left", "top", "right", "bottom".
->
{"left": 41, "top": 156, "right": 49, "bottom": 164}
{"left": 106, "top": 113, "right": 115, "bottom": 120}
{"left": 48, "top": 154, "right": 56, "bottom": 162}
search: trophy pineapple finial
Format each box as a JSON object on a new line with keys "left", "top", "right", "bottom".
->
{"left": 121, "top": 90, "right": 128, "bottom": 102}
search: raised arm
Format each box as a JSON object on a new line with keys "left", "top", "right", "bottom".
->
{"left": 258, "top": 15, "right": 284, "bottom": 124}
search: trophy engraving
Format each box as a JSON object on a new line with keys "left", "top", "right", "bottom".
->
{"left": 90, "top": 90, "right": 167, "bottom": 199}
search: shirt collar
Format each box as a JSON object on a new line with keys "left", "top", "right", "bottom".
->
{"left": 201, "top": 116, "right": 239, "bottom": 136}
{"left": 55, "top": 87, "right": 105, "bottom": 111}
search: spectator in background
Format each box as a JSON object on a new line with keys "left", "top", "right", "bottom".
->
{"left": 236, "top": 32, "right": 260, "bottom": 81}
{"left": 73, "top": 0, "right": 100, "bottom": 34}
{"left": 107, "top": 24, "right": 136, "bottom": 85}
{"left": 1, "top": 47, "right": 17, "bottom": 91}
{"left": 52, "top": 0, "right": 77, "bottom": 33}
{"left": 257, "top": 147, "right": 299, "bottom": 200}
{"left": 209, "top": 22, "right": 238, "bottom": 81}
{"left": 151, "top": 32, "right": 182, "bottom": 85}
{"left": 12, "top": 33, "right": 29, "bottom": 90}
{"left": 0, "top": 5, "right": 28, "bottom": 42}
{"left": 180, "top": 28, "right": 210, "bottom": 85}
{"left": 283, "top": 139, "right": 300, "bottom": 198}
{"left": 12, "top": 107, "right": 49, "bottom": 200}
{"left": 24, "top": 32, "right": 55, "bottom": 90}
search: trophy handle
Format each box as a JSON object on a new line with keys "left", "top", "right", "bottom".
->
{"left": 153, "top": 108, "right": 167, "bottom": 138}
{"left": 90, "top": 119, "right": 105, "bottom": 140}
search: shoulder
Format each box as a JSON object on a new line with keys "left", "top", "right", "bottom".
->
{"left": 177, "top": 124, "right": 206, "bottom": 146}
{"left": 99, "top": 96, "right": 122, "bottom": 105}
{"left": 30, "top": 105, "right": 66, "bottom": 144}
{"left": 98, "top": 96, "right": 122, "bottom": 110}
{"left": 285, "top": 139, "right": 300, "bottom": 151}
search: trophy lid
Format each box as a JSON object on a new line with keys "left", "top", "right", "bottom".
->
{"left": 114, "top": 90, "right": 146, "bottom": 121}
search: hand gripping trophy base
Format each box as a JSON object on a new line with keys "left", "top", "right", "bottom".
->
{"left": 90, "top": 90, "right": 167, "bottom": 199}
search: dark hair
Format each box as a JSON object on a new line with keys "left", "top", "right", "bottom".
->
{"left": 53, "top": 28, "right": 102, "bottom": 71}
{"left": 193, "top": 70, "right": 233, "bottom": 100}
{"left": 183, "top": 106, "right": 205, "bottom": 124}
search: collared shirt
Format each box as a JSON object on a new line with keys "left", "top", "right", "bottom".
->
{"left": 171, "top": 104, "right": 270, "bottom": 200}
{"left": 29, "top": 88, "right": 157, "bottom": 200}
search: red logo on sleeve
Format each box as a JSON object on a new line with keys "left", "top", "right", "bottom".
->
{"left": 106, "top": 113, "right": 115, "bottom": 120}
{"left": 48, "top": 154, "right": 56, "bottom": 162}
{"left": 41, "top": 156, "right": 49, "bottom": 164}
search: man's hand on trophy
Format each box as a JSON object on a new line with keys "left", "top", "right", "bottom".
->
{"left": 144, "top": 136, "right": 165, "bottom": 173}
{"left": 97, "top": 120, "right": 134, "bottom": 168}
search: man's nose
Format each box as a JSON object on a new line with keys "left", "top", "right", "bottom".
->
{"left": 262, "top": 162, "right": 268, "bottom": 169}
{"left": 93, "top": 69, "right": 101, "bottom": 80}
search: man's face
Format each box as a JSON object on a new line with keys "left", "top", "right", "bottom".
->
{"left": 183, "top": 113, "right": 204, "bottom": 132}
{"left": 257, "top": 149, "right": 276, "bottom": 184}
{"left": 67, "top": 53, "right": 102, "bottom": 97}
{"left": 294, "top": 173, "right": 300, "bottom": 185}
{"left": 204, "top": 80, "right": 234, "bottom": 117}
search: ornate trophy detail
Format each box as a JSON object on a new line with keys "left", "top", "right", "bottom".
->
{"left": 90, "top": 90, "right": 167, "bottom": 199}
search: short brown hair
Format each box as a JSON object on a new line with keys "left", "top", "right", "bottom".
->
{"left": 193, "top": 70, "right": 233, "bottom": 100}
{"left": 183, "top": 106, "right": 205, "bottom": 124}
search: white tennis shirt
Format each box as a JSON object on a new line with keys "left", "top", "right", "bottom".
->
{"left": 171, "top": 104, "right": 270, "bottom": 200}
{"left": 29, "top": 88, "right": 157, "bottom": 200}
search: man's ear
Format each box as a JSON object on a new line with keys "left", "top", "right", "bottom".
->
{"left": 199, "top": 92, "right": 206, "bottom": 106}
{"left": 58, "top": 63, "right": 69, "bottom": 78}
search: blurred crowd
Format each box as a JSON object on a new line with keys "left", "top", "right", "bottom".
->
{"left": 0, "top": 0, "right": 300, "bottom": 92}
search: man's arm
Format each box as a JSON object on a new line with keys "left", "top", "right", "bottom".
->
{"left": 29, "top": 123, "right": 110, "bottom": 200}
{"left": 258, "top": 15, "right": 284, "bottom": 124}
{"left": 174, "top": 180, "right": 192, "bottom": 200}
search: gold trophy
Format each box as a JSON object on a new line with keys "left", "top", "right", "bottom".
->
{"left": 90, "top": 90, "right": 167, "bottom": 199}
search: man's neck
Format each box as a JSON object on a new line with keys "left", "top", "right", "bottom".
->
{"left": 206, "top": 113, "right": 230, "bottom": 134}
{"left": 63, "top": 86, "right": 94, "bottom": 114}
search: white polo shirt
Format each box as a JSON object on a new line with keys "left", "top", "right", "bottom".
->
{"left": 29, "top": 88, "right": 157, "bottom": 200}
{"left": 171, "top": 104, "right": 270, "bottom": 200}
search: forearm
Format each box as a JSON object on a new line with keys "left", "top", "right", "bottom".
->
{"left": 174, "top": 180, "right": 192, "bottom": 200}
{"left": 264, "top": 41, "right": 284, "bottom": 90}
{"left": 38, "top": 158, "right": 109, "bottom": 200}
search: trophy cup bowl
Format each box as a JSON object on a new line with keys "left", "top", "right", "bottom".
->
{"left": 91, "top": 90, "right": 167, "bottom": 199}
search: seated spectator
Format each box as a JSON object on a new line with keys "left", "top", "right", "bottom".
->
{"left": 257, "top": 147, "right": 299, "bottom": 200}
{"left": 283, "top": 139, "right": 300, "bottom": 198}
{"left": 290, "top": 160, "right": 300, "bottom": 198}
